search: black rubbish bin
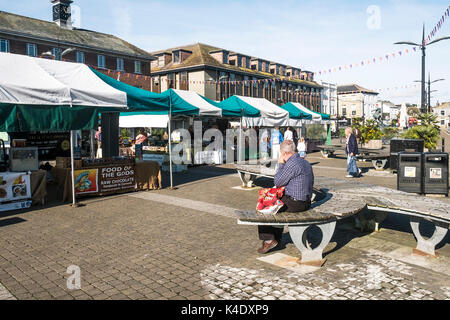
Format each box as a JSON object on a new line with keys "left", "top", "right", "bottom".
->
{"left": 423, "top": 152, "right": 449, "bottom": 196}
{"left": 397, "top": 152, "right": 423, "bottom": 194}
{"left": 390, "top": 139, "right": 424, "bottom": 171}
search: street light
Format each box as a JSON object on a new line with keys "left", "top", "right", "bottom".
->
{"left": 395, "top": 23, "right": 450, "bottom": 113}
{"left": 414, "top": 74, "right": 445, "bottom": 112}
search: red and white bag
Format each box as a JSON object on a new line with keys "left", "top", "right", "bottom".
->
{"left": 256, "top": 187, "right": 285, "bottom": 215}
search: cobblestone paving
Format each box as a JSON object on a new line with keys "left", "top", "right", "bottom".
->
{"left": 0, "top": 282, "right": 15, "bottom": 300}
{"left": 201, "top": 249, "right": 450, "bottom": 300}
{"left": 0, "top": 160, "right": 448, "bottom": 300}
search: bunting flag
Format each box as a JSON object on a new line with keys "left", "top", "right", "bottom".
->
{"left": 425, "top": 5, "right": 450, "bottom": 44}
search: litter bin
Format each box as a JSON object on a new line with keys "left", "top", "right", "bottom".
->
{"left": 397, "top": 152, "right": 423, "bottom": 194}
{"left": 390, "top": 139, "right": 424, "bottom": 171}
{"left": 423, "top": 152, "right": 449, "bottom": 196}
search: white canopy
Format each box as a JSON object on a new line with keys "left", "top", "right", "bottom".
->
{"left": 0, "top": 52, "right": 127, "bottom": 108}
{"left": 288, "top": 102, "right": 322, "bottom": 121}
{"left": 170, "top": 89, "right": 222, "bottom": 117}
{"left": 119, "top": 114, "right": 169, "bottom": 128}
{"left": 236, "top": 96, "right": 289, "bottom": 127}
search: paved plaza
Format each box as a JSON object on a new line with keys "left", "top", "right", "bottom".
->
{"left": 0, "top": 152, "right": 449, "bottom": 300}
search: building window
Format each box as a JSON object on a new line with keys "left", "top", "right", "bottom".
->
{"left": 135, "top": 61, "right": 142, "bottom": 74}
{"left": 158, "top": 56, "right": 165, "bottom": 67}
{"left": 441, "top": 110, "right": 445, "bottom": 116}
{"left": 251, "top": 64, "right": 256, "bottom": 70}
{"left": 97, "top": 55, "right": 106, "bottom": 68}
{"left": 222, "top": 52, "right": 228, "bottom": 64}
{"left": 244, "top": 76, "right": 249, "bottom": 87}
{"left": 441, "top": 120, "right": 446, "bottom": 125}
{"left": 342, "top": 108, "right": 347, "bottom": 116}
{"left": 52, "top": 48, "right": 62, "bottom": 60}
{"left": 168, "top": 73, "right": 175, "bottom": 89}
{"left": 117, "top": 58, "right": 124, "bottom": 71}
{"left": 237, "top": 56, "right": 242, "bottom": 67}
{"left": 0, "top": 39, "right": 9, "bottom": 53}
{"left": 26, "top": 43, "right": 37, "bottom": 57}
{"left": 173, "top": 51, "right": 180, "bottom": 64}
{"left": 76, "top": 51, "right": 85, "bottom": 63}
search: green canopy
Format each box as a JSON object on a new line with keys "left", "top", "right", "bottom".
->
{"left": 218, "top": 96, "right": 261, "bottom": 118}
{"left": 91, "top": 67, "right": 171, "bottom": 114}
{"left": 280, "top": 102, "right": 313, "bottom": 120}
{"left": 0, "top": 104, "right": 99, "bottom": 132}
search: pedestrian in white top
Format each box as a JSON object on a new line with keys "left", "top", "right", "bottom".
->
{"left": 284, "top": 127, "right": 293, "bottom": 142}
{"left": 297, "top": 137, "right": 307, "bottom": 158}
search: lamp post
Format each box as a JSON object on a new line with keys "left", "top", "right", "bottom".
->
{"left": 395, "top": 24, "right": 450, "bottom": 113}
{"left": 414, "top": 74, "right": 445, "bottom": 112}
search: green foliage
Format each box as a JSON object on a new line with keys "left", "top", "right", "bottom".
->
{"left": 339, "top": 128, "right": 346, "bottom": 138}
{"left": 401, "top": 113, "right": 440, "bottom": 150}
{"left": 120, "top": 128, "right": 131, "bottom": 138}
{"left": 352, "top": 119, "right": 383, "bottom": 143}
{"left": 306, "top": 124, "right": 326, "bottom": 140}
{"left": 382, "top": 127, "right": 399, "bottom": 140}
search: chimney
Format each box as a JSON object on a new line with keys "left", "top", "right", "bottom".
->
{"left": 51, "top": 0, "right": 73, "bottom": 30}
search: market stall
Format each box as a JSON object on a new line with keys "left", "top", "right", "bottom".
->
{"left": 219, "top": 95, "right": 290, "bottom": 127}
{"left": 0, "top": 52, "right": 129, "bottom": 210}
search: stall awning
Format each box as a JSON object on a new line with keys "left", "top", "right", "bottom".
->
{"left": 221, "top": 96, "right": 289, "bottom": 127}
{"left": 280, "top": 102, "right": 313, "bottom": 120}
{"left": 0, "top": 53, "right": 128, "bottom": 131}
{"left": 283, "top": 102, "right": 324, "bottom": 121}
{"left": 91, "top": 67, "right": 170, "bottom": 113}
{"left": 119, "top": 114, "right": 169, "bottom": 128}
{"left": 161, "top": 89, "right": 222, "bottom": 117}
{"left": 217, "top": 96, "right": 261, "bottom": 118}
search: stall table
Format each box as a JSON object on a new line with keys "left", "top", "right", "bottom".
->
{"left": 51, "top": 161, "right": 161, "bottom": 202}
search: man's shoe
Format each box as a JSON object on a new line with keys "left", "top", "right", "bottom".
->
{"left": 357, "top": 168, "right": 362, "bottom": 176}
{"left": 257, "top": 240, "right": 278, "bottom": 254}
{"left": 346, "top": 174, "right": 354, "bottom": 178}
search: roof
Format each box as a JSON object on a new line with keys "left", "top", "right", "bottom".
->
{"left": 434, "top": 102, "right": 450, "bottom": 109}
{"left": 0, "top": 11, "right": 153, "bottom": 60}
{"left": 149, "top": 43, "right": 322, "bottom": 89}
{"left": 337, "top": 84, "right": 379, "bottom": 95}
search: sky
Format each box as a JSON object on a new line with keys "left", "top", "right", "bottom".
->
{"left": 1, "top": 0, "right": 449, "bottom": 105}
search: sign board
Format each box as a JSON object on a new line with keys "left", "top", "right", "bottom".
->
{"left": 74, "top": 169, "right": 99, "bottom": 195}
{"left": 99, "top": 164, "right": 135, "bottom": 194}
{"left": 0, "top": 172, "right": 31, "bottom": 203}
{"left": 9, "top": 131, "right": 71, "bottom": 160}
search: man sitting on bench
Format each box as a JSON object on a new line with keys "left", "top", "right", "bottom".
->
{"left": 257, "top": 140, "right": 315, "bottom": 254}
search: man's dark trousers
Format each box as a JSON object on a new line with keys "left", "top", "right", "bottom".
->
{"left": 258, "top": 195, "right": 311, "bottom": 242}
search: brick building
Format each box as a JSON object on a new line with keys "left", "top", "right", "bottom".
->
{"left": 0, "top": 0, "right": 154, "bottom": 90}
{"left": 149, "top": 43, "right": 323, "bottom": 111}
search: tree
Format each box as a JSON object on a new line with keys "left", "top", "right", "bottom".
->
{"left": 402, "top": 113, "right": 440, "bottom": 150}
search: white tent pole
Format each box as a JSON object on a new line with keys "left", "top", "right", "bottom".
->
{"left": 70, "top": 130, "right": 77, "bottom": 207}
{"left": 239, "top": 109, "right": 243, "bottom": 163}
{"left": 169, "top": 94, "right": 174, "bottom": 189}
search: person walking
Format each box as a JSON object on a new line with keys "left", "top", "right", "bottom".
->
{"left": 297, "top": 137, "right": 307, "bottom": 158}
{"left": 345, "top": 127, "right": 361, "bottom": 178}
{"left": 270, "top": 126, "right": 284, "bottom": 160}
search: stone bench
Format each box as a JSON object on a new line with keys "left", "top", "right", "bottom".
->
{"left": 236, "top": 190, "right": 367, "bottom": 266}
{"left": 235, "top": 165, "right": 450, "bottom": 264}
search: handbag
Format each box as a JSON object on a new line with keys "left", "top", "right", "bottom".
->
{"left": 347, "top": 156, "right": 358, "bottom": 175}
{"left": 256, "top": 187, "right": 285, "bottom": 215}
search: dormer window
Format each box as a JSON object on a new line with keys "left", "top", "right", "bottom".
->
{"left": 173, "top": 51, "right": 180, "bottom": 64}
{"left": 158, "top": 56, "right": 165, "bottom": 67}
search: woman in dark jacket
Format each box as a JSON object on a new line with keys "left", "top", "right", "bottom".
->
{"left": 345, "top": 127, "right": 361, "bottom": 177}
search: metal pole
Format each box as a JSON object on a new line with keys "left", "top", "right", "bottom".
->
{"left": 70, "top": 130, "right": 77, "bottom": 207}
{"left": 168, "top": 94, "right": 174, "bottom": 189}
{"left": 421, "top": 25, "right": 426, "bottom": 114}
{"left": 428, "top": 74, "right": 431, "bottom": 113}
